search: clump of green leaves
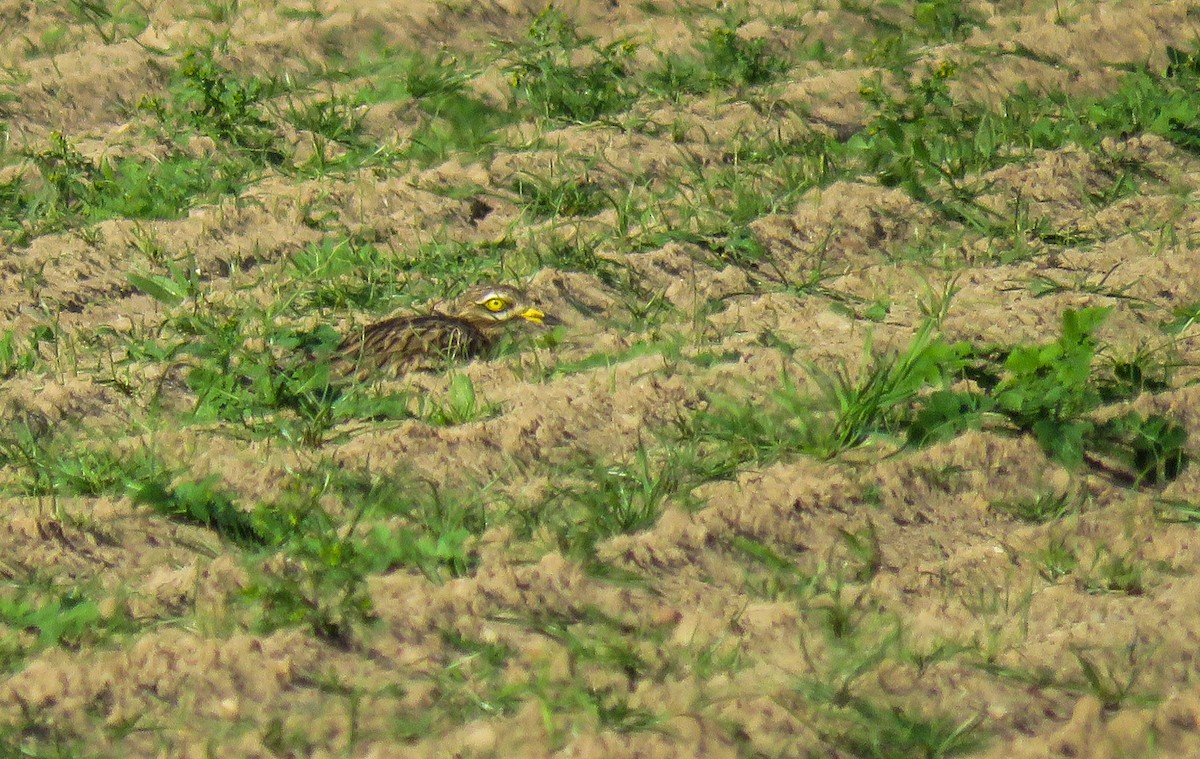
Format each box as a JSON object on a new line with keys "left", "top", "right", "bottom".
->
{"left": 29, "top": 133, "right": 98, "bottom": 213}
{"left": 683, "top": 320, "right": 962, "bottom": 467}
{"left": 843, "top": 50, "right": 1200, "bottom": 240}
{"left": 810, "top": 323, "right": 963, "bottom": 455}
{"left": 1035, "top": 536, "right": 1079, "bottom": 582}
{"left": 852, "top": 63, "right": 1003, "bottom": 227}
{"left": 168, "top": 48, "right": 281, "bottom": 161}
{"left": 909, "top": 307, "right": 1188, "bottom": 483}
{"left": 1083, "top": 45, "right": 1200, "bottom": 155}
{"left": 170, "top": 310, "right": 358, "bottom": 445}
{"left": 289, "top": 238, "right": 452, "bottom": 312}
{"left": 320, "top": 45, "right": 510, "bottom": 166}
{"left": 991, "top": 489, "right": 1084, "bottom": 524}
{"left": 511, "top": 169, "right": 608, "bottom": 219}
{"left": 985, "top": 308, "right": 1111, "bottom": 462}
{"left": 647, "top": 12, "right": 790, "bottom": 95}
{"left": 529, "top": 446, "right": 677, "bottom": 560}
{"left": 0, "top": 433, "right": 265, "bottom": 550}
{"left": 1069, "top": 644, "right": 1153, "bottom": 709}
{"left": 245, "top": 466, "right": 486, "bottom": 644}
{"left": 698, "top": 16, "right": 789, "bottom": 88}
{"left": 0, "top": 327, "right": 49, "bottom": 380}
{"left": 680, "top": 308, "right": 1186, "bottom": 485}
{"left": 1161, "top": 300, "right": 1200, "bottom": 335}
{"left": 827, "top": 695, "right": 984, "bottom": 759}
{"left": 286, "top": 94, "right": 364, "bottom": 147}
{"left": 68, "top": 0, "right": 150, "bottom": 44}
{"left": 417, "top": 374, "right": 500, "bottom": 426}
{"left": 912, "top": 0, "right": 984, "bottom": 42}
{"left": 10, "top": 133, "right": 239, "bottom": 237}
{"left": 503, "top": 7, "right": 638, "bottom": 123}
{"left": 131, "top": 473, "right": 265, "bottom": 548}
{"left": 0, "top": 425, "right": 161, "bottom": 503}
{"left": 0, "top": 582, "right": 139, "bottom": 672}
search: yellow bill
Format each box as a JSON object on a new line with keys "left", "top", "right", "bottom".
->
{"left": 519, "top": 307, "right": 546, "bottom": 325}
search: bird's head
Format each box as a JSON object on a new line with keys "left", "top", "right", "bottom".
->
{"left": 448, "top": 284, "right": 550, "bottom": 330}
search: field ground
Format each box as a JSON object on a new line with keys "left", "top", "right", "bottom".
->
{"left": 3, "top": 1, "right": 1200, "bottom": 757}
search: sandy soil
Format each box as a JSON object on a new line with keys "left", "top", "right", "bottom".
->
{"left": 3, "top": 1, "right": 1200, "bottom": 757}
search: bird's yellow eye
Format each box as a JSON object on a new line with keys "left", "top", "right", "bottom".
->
{"left": 483, "top": 297, "right": 508, "bottom": 312}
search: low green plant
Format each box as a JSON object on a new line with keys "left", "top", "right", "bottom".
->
{"left": 1022, "top": 265, "right": 1141, "bottom": 302}
{"left": 387, "top": 631, "right": 521, "bottom": 737}
{"left": 122, "top": 277, "right": 416, "bottom": 445}
{"left": 29, "top": 132, "right": 97, "bottom": 213}
{"left": 838, "top": 522, "right": 883, "bottom": 581}
{"left": 417, "top": 374, "right": 499, "bottom": 426}
{"left": 831, "top": 697, "right": 984, "bottom": 759}
{"left": 697, "top": 14, "right": 789, "bottom": 88}
{"left": 171, "top": 308, "right": 347, "bottom": 437}
{"left": 851, "top": 62, "right": 999, "bottom": 226}
{"left": 288, "top": 237, "right": 430, "bottom": 312}
{"left": 533, "top": 446, "right": 677, "bottom": 559}
{"left": 1161, "top": 300, "right": 1200, "bottom": 335}
{"left": 243, "top": 557, "right": 374, "bottom": 647}
{"left": 907, "top": 307, "right": 1189, "bottom": 482}
{"left": 645, "top": 51, "right": 710, "bottom": 98}
{"left": 1093, "top": 411, "right": 1189, "bottom": 485}
{"left": 530, "top": 236, "right": 627, "bottom": 288}
{"left": 0, "top": 582, "right": 138, "bottom": 672}
{"left": 291, "top": 237, "right": 511, "bottom": 314}
{"left": 285, "top": 93, "right": 365, "bottom": 147}
{"left": 68, "top": 0, "right": 151, "bottom": 44}
{"left": 815, "top": 578, "right": 874, "bottom": 641}
{"left": 503, "top": 7, "right": 638, "bottom": 123}
{"left": 727, "top": 534, "right": 818, "bottom": 600}
{"left": 0, "top": 327, "right": 48, "bottom": 379}
{"left": 1069, "top": 643, "right": 1156, "bottom": 709}
{"left": 126, "top": 255, "right": 204, "bottom": 308}
{"left": 1083, "top": 549, "right": 1146, "bottom": 596}
{"left": 684, "top": 320, "right": 961, "bottom": 467}
{"left": 0, "top": 426, "right": 160, "bottom": 504}
{"left": 991, "top": 489, "right": 1084, "bottom": 523}
{"left": 581, "top": 452, "right": 672, "bottom": 536}
{"left": 511, "top": 169, "right": 608, "bottom": 219}
{"left": 405, "top": 90, "right": 513, "bottom": 166}
{"left": 402, "top": 49, "right": 474, "bottom": 100}
{"left": 169, "top": 48, "right": 281, "bottom": 161}
{"left": 1034, "top": 536, "right": 1079, "bottom": 582}
{"left": 379, "top": 486, "right": 485, "bottom": 582}
{"left": 912, "top": 0, "right": 985, "bottom": 42}
{"left": 839, "top": 48, "right": 1200, "bottom": 240}
{"left": 787, "top": 618, "right": 987, "bottom": 757}
{"left": 244, "top": 466, "right": 488, "bottom": 643}
{"left": 810, "top": 323, "right": 960, "bottom": 455}
{"left": 1099, "top": 342, "right": 1176, "bottom": 401}
{"left": 677, "top": 307, "right": 1187, "bottom": 487}
{"left": 342, "top": 46, "right": 474, "bottom": 104}
{"left": 10, "top": 129, "right": 247, "bottom": 240}
{"left": 586, "top": 688, "right": 663, "bottom": 733}
{"left": 1153, "top": 498, "right": 1200, "bottom": 524}
{"left": 130, "top": 473, "right": 265, "bottom": 549}
{"left": 646, "top": 11, "right": 790, "bottom": 95}
{"left": 242, "top": 484, "right": 379, "bottom": 644}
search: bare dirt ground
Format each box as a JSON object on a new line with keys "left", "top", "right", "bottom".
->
{"left": 3, "top": 1, "right": 1200, "bottom": 757}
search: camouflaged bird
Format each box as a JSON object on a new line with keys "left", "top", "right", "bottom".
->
{"left": 332, "top": 284, "right": 551, "bottom": 381}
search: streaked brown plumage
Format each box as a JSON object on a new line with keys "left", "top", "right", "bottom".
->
{"left": 332, "top": 284, "right": 550, "bottom": 380}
